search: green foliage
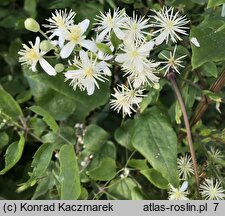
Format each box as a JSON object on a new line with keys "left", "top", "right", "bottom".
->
{"left": 24, "top": 70, "right": 110, "bottom": 121}
{"left": 107, "top": 178, "right": 138, "bottom": 200}
{"left": 59, "top": 144, "right": 81, "bottom": 200}
{"left": 131, "top": 107, "right": 179, "bottom": 187}
{"left": 83, "top": 124, "right": 109, "bottom": 151}
{"left": 0, "top": 133, "right": 25, "bottom": 175}
{"left": 207, "top": 0, "right": 225, "bottom": 8}
{"left": 29, "top": 106, "right": 59, "bottom": 133}
{"left": 87, "top": 157, "right": 116, "bottom": 181}
{"left": 191, "top": 18, "right": 225, "bottom": 69}
{"left": 140, "top": 169, "right": 169, "bottom": 189}
{"left": 0, "top": 87, "right": 23, "bottom": 120}
{"left": 31, "top": 143, "right": 54, "bottom": 178}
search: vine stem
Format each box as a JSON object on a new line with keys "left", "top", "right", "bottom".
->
{"left": 167, "top": 71, "right": 200, "bottom": 198}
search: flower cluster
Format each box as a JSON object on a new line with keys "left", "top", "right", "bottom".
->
{"left": 18, "top": 7, "right": 189, "bottom": 117}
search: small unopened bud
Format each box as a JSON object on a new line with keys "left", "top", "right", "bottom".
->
{"left": 54, "top": 63, "right": 65, "bottom": 73}
{"left": 24, "top": 18, "right": 40, "bottom": 32}
{"left": 40, "top": 40, "right": 52, "bottom": 52}
{"left": 153, "top": 82, "right": 160, "bottom": 90}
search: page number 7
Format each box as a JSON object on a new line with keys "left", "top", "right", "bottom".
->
{"left": 213, "top": 203, "right": 219, "bottom": 211}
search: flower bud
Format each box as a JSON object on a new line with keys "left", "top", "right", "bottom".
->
{"left": 153, "top": 82, "right": 160, "bottom": 90}
{"left": 24, "top": 18, "right": 40, "bottom": 32}
{"left": 40, "top": 40, "right": 52, "bottom": 52}
{"left": 54, "top": 63, "right": 65, "bottom": 73}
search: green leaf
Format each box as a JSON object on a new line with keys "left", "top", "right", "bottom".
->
{"left": 16, "top": 90, "right": 32, "bottom": 104}
{"left": 107, "top": 178, "right": 138, "bottom": 199}
{"left": 202, "top": 90, "right": 222, "bottom": 102}
{"left": 139, "top": 89, "right": 160, "bottom": 113}
{"left": 83, "top": 124, "right": 109, "bottom": 151}
{"left": 87, "top": 157, "right": 116, "bottom": 181}
{"left": 96, "top": 43, "right": 112, "bottom": 54}
{"left": 132, "top": 107, "right": 179, "bottom": 187}
{"left": 84, "top": 141, "right": 116, "bottom": 174}
{"left": 131, "top": 187, "right": 146, "bottom": 200}
{"left": 0, "top": 87, "right": 23, "bottom": 120}
{"left": 207, "top": 0, "right": 225, "bottom": 8}
{"left": 24, "top": 70, "right": 110, "bottom": 121}
{"left": 191, "top": 18, "right": 225, "bottom": 69}
{"left": 140, "top": 169, "right": 169, "bottom": 189}
{"left": 41, "top": 126, "right": 76, "bottom": 149}
{"left": 191, "top": 0, "right": 207, "bottom": 5}
{"left": 120, "top": 0, "right": 134, "bottom": 4}
{"left": 202, "top": 62, "right": 218, "bottom": 78}
{"left": 32, "top": 176, "right": 52, "bottom": 200}
{"left": 24, "top": 0, "right": 37, "bottom": 17}
{"left": 114, "top": 119, "right": 136, "bottom": 151}
{"left": 0, "top": 133, "right": 25, "bottom": 175}
{"left": 0, "top": 132, "right": 9, "bottom": 150}
{"left": 59, "top": 144, "right": 81, "bottom": 199}
{"left": 78, "top": 187, "right": 89, "bottom": 200}
{"left": 29, "top": 117, "right": 47, "bottom": 138}
{"left": 31, "top": 143, "right": 54, "bottom": 178}
{"left": 29, "top": 105, "right": 59, "bottom": 133}
{"left": 128, "top": 159, "right": 149, "bottom": 170}
{"left": 182, "top": 85, "right": 198, "bottom": 110}
{"left": 110, "top": 31, "right": 122, "bottom": 49}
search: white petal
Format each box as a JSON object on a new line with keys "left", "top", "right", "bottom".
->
{"left": 79, "top": 50, "right": 89, "bottom": 65}
{"left": 65, "top": 70, "right": 83, "bottom": 79}
{"left": 135, "top": 60, "right": 144, "bottom": 73}
{"left": 103, "top": 67, "right": 112, "bottom": 76}
{"left": 31, "top": 63, "right": 37, "bottom": 72}
{"left": 155, "top": 31, "right": 167, "bottom": 45}
{"left": 96, "top": 61, "right": 107, "bottom": 70}
{"left": 141, "top": 40, "right": 154, "bottom": 52}
{"left": 97, "top": 28, "right": 109, "bottom": 41}
{"left": 60, "top": 41, "right": 75, "bottom": 59}
{"left": 115, "top": 53, "right": 127, "bottom": 63}
{"left": 114, "top": 27, "right": 125, "bottom": 40}
{"left": 79, "top": 19, "right": 90, "bottom": 34}
{"left": 133, "top": 78, "right": 142, "bottom": 88}
{"left": 58, "top": 36, "right": 65, "bottom": 48}
{"left": 180, "top": 181, "right": 188, "bottom": 192}
{"left": 35, "top": 36, "right": 41, "bottom": 47}
{"left": 39, "top": 58, "right": 56, "bottom": 76}
{"left": 84, "top": 79, "right": 95, "bottom": 95}
{"left": 79, "top": 39, "right": 97, "bottom": 52}
{"left": 64, "top": 70, "right": 77, "bottom": 79}
{"left": 190, "top": 37, "right": 200, "bottom": 47}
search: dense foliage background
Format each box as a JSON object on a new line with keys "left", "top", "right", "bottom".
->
{"left": 0, "top": 0, "right": 225, "bottom": 200}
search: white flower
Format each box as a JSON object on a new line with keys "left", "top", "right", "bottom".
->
{"left": 64, "top": 50, "right": 109, "bottom": 95}
{"left": 151, "top": 7, "right": 189, "bottom": 45}
{"left": 95, "top": 8, "right": 128, "bottom": 41}
{"left": 168, "top": 181, "right": 189, "bottom": 200}
{"left": 43, "top": 9, "right": 76, "bottom": 47}
{"left": 200, "top": 178, "right": 225, "bottom": 200}
{"left": 123, "top": 12, "right": 151, "bottom": 42}
{"left": 18, "top": 37, "right": 56, "bottom": 76}
{"left": 126, "top": 61, "right": 160, "bottom": 88}
{"left": 159, "top": 46, "right": 186, "bottom": 76}
{"left": 110, "top": 82, "right": 144, "bottom": 117}
{"left": 60, "top": 19, "right": 97, "bottom": 59}
{"left": 207, "top": 147, "right": 223, "bottom": 162}
{"left": 177, "top": 154, "right": 194, "bottom": 180}
{"left": 115, "top": 38, "right": 155, "bottom": 73}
